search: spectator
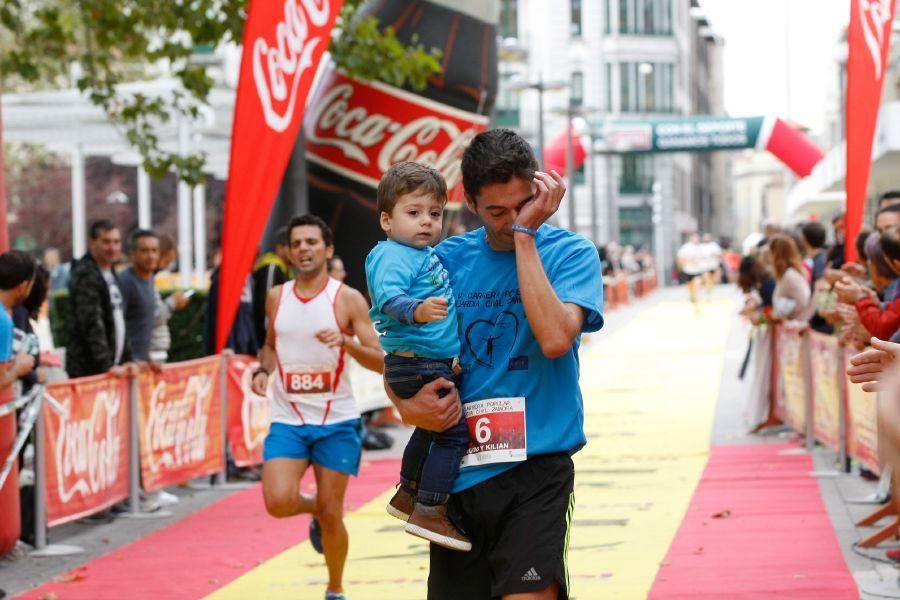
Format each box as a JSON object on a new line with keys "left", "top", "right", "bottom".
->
{"left": 204, "top": 260, "right": 259, "bottom": 357}
{"left": 12, "top": 266, "right": 49, "bottom": 394}
{"left": 0, "top": 251, "right": 37, "bottom": 390}
{"left": 878, "top": 190, "right": 900, "bottom": 211}
{"left": 328, "top": 255, "right": 347, "bottom": 282}
{"left": 799, "top": 221, "right": 833, "bottom": 334}
{"left": 875, "top": 204, "right": 900, "bottom": 234}
{"left": 43, "top": 247, "right": 69, "bottom": 292}
{"left": 118, "top": 230, "right": 160, "bottom": 361}
{"left": 826, "top": 213, "right": 845, "bottom": 269}
{"left": 836, "top": 231, "right": 900, "bottom": 341}
{"left": 66, "top": 219, "right": 132, "bottom": 378}
{"left": 769, "top": 234, "right": 810, "bottom": 320}
{"left": 737, "top": 254, "right": 777, "bottom": 428}
{"left": 149, "top": 235, "right": 189, "bottom": 363}
{"left": 251, "top": 227, "right": 292, "bottom": 346}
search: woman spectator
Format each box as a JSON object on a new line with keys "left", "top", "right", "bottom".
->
{"left": 769, "top": 234, "right": 811, "bottom": 321}
{"left": 737, "top": 254, "right": 778, "bottom": 429}
{"left": 835, "top": 230, "right": 900, "bottom": 341}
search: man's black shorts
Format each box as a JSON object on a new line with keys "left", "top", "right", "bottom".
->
{"left": 428, "top": 452, "right": 575, "bottom": 599}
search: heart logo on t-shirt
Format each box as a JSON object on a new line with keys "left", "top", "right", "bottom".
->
{"left": 465, "top": 310, "right": 519, "bottom": 368}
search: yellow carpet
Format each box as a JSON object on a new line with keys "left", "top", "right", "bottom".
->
{"left": 208, "top": 298, "right": 735, "bottom": 600}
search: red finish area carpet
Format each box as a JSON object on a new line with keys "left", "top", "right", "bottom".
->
{"left": 649, "top": 443, "right": 857, "bottom": 599}
{"left": 16, "top": 458, "right": 399, "bottom": 600}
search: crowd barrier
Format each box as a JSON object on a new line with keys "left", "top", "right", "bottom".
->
{"left": 0, "top": 354, "right": 271, "bottom": 550}
{"left": 606, "top": 270, "right": 658, "bottom": 310}
{"left": 768, "top": 325, "right": 876, "bottom": 473}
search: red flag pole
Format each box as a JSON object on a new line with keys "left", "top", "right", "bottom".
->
{"left": 845, "top": 0, "right": 897, "bottom": 263}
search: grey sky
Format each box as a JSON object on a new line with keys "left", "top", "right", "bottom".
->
{"left": 699, "top": 0, "right": 849, "bottom": 136}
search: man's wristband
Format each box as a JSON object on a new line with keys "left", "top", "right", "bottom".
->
{"left": 511, "top": 224, "right": 537, "bottom": 237}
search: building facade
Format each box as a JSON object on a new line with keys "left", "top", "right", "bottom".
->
{"left": 495, "top": 0, "right": 726, "bottom": 271}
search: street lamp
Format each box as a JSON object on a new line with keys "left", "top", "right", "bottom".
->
{"left": 506, "top": 74, "right": 567, "bottom": 166}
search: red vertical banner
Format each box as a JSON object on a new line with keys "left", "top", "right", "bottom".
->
{"left": 43, "top": 375, "right": 131, "bottom": 527}
{"left": 845, "top": 0, "right": 896, "bottom": 262}
{"left": 226, "top": 356, "right": 272, "bottom": 467}
{"left": 137, "top": 357, "right": 224, "bottom": 491}
{"left": 218, "top": 0, "right": 343, "bottom": 351}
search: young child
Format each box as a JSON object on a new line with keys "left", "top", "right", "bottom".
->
{"left": 365, "top": 162, "right": 471, "bottom": 552}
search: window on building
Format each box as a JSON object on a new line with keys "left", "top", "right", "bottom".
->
{"left": 605, "top": 63, "right": 613, "bottom": 111}
{"left": 618, "top": 62, "right": 674, "bottom": 113}
{"left": 620, "top": 154, "right": 654, "bottom": 194}
{"left": 571, "top": 0, "right": 583, "bottom": 37}
{"left": 495, "top": 72, "right": 520, "bottom": 128}
{"left": 618, "top": 0, "right": 673, "bottom": 35}
{"left": 571, "top": 71, "right": 584, "bottom": 108}
{"left": 500, "top": 0, "right": 518, "bottom": 39}
{"left": 605, "top": 0, "right": 612, "bottom": 33}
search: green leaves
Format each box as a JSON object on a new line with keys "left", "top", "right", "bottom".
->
{"left": 1, "top": 0, "right": 442, "bottom": 184}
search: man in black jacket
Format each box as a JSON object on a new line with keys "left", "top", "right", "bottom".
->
{"left": 66, "top": 220, "right": 132, "bottom": 378}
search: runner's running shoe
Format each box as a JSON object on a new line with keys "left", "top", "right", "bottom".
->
{"left": 309, "top": 517, "right": 324, "bottom": 554}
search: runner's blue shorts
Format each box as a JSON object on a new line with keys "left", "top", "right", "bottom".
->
{"left": 263, "top": 419, "right": 365, "bottom": 476}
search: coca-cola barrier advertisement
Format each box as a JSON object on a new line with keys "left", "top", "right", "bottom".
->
{"left": 226, "top": 356, "right": 272, "bottom": 467}
{"left": 43, "top": 375, "right": 130, "bottom": 527}
{"left": 305, "top": 0, "right": 497, "bottom": 293}
{"left": 137, "top": 357, "right": 224, "bottom": 492}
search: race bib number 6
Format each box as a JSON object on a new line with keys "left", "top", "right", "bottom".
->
{"left": 460, "top": 397, "right": 527, "bottom": 468}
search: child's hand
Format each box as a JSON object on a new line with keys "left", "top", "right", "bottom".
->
{"left": 414, "top": 297, "right": 449, "bottom": 323}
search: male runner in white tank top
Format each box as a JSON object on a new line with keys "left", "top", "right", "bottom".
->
{"left": 251, "top": 215, "right": 384, "bottom": 600}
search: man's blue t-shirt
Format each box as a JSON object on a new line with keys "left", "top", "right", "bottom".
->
{"left": 366, "top": 239, "right": 461, "bottom": 359}
{"left": 436, "top": 225, "right": 604, "bottom": 493}
{"left": 0, "top": 308, "right": 13, "bottom": 362}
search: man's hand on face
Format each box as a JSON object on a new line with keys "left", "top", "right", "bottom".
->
{"left": 515, "top": 171, "right": 566, "bottom": 232}
{"left": 414, "top": 297, "right": 449, "bottom": 323}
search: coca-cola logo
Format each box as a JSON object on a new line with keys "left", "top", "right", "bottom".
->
{"left": 55, "top": 388, "right": 123, "bottom": 502}
{"left": 859, "top": 0, "right": 893, "bottom": 79}
{"left": 145, "top": 374, "right": 213, "bottom": 473}
{"left": 305, "top": 67, "right": 489, "bottom": 191}
{"left": 240, "top": 363, "right": 271, "bottom": 451}
{"left": 253, "top": 0, "right": 330, "bottom": 132}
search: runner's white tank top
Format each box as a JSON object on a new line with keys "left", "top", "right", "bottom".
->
{"left": 271, "top": 277, "right": 357, "bottom": 426}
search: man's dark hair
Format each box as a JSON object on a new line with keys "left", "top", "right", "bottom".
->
{"left": 89, "top": 219, "right": 117, "bottom": 240}
{"left": 832, "top": 213, "right": 845, "bottom": 225}
{"left": 129, "top": 229, "right": 158, "bottom": 252}
{"left": 461, "top": 129, "right": 539, "bottom": 202}
{"left": 881, "top": 227, "right": 900, "bottom": 262}
{"left": 287, "top": 214, "right": 333, "bottom": 247}
{"left": 0, "top": 250, "right": 36, "bottom": 291}
{"left": 273, "top": 226, "right": 289, "bottom": 248}
{"left": 800, "top": 221, "right": 827, "bottom": 249}
{"left": 877, "top": 203, "right": 900, "bottom": 218}
{"left": 23, "top": 265, "right": 49, "bottom": 319}
{"left": 377, "top": 162, "right": 448, "bottom": 216}
{"left": 158, "top": 234, "right": 175, "bottom": 255}
{"left": 879, "top": 190, "right": 900, "bottom": 209}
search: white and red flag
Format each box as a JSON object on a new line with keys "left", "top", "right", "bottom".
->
{"left": 846, "top": 0, "right": 896, "bottom": 262}
{"left": 218, "top": 0, "right": 342, "bottom": 351}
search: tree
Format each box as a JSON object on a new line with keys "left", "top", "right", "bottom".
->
{"left": 0, "top": 0, "right": 441, "bottom": 185}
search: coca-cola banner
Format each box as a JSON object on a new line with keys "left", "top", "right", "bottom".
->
{"left": 845, "top": 0, "right": 897, "bottom": 262}
{"left": 43, "top": 375, "right": 130, "bottom": 527}
{"left": 137, "top": 357, "right": 224, "bottom": 491}
{"left": 226, "top": 356, "right": 272, "bottom": 467}
{"left": 218, "top": 0, "right": 343, "bottom": 351}
{"left": 304, "top": 63, "right": 490, "bottom": 202}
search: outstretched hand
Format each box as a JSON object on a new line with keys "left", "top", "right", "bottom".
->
{"left": 847, "top": 337, "right": 900, "bottom": 392}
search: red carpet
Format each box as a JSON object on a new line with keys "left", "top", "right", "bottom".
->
{"left": 17, "top": 458, "right": 399, "bottom": 600}
{"left": 649, "top": 444, "right": 858, "bottom": 599}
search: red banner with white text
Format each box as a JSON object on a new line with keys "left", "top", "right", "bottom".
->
{"left": 304, "top": 64, "right": 490, "bottom": 204}
{"left": 43, "top": 375, "right": 130, "bottom": 527}
{"left": 137, "top": 357, "right": 224, "bottom": 491}
{"left": 226, "top": 356, "right": 272, "bottom": 467}
{"left": 218, "top": 0, "right": 343, "bottom": 351}
{"left": 846, "top": 0, "right": 896, "bottom": 262}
